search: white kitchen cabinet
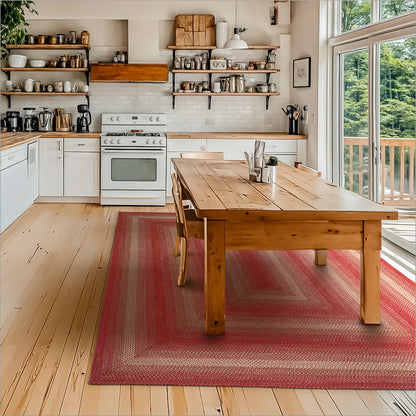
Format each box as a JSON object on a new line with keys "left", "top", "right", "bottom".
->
{"left": 39, "top": 137, "right": 100, "bottom": 198}
{"left": 64, "top": 137, "right": 99, "bottom": 197}
{"left": 64, "top": 151, "right": 99, "bottom": 197}
{"left": 206, "top": 139, "right": 255, "bottom": 160}
{"left": 166, "top": 139, "right": 206, "bottom": 197}
{"left": 39, "top": 137, "right": 64, "bottom": 196}
{"left": 1, "top": 142, "right": 36, "bottom": 232}
{"left": 207, "top": 139, "right": 298, "bottom": 164}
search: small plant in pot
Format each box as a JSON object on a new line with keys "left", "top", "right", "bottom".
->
{"left": 266, "top": 155, "right": 279, "bottom": 166}
{"left": 1, "top": 0, "right": 37, "bottom": 61}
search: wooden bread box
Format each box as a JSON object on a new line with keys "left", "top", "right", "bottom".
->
{"left": 90, "top": 63, "right": 168, "bottom": 82}
{"left": 175, "top": 14, "right": 215, "bottom": 46}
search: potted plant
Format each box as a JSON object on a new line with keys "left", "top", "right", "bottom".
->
{"left": 1, "top": 0, "right": 37, "bottom": 61}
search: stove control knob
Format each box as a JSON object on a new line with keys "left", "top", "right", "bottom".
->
{"left": 110, "top": 139, "right": 115, "bottom": 144}
{"left": 156, "top": 116, "right": 160, "bottom": 122}
{"left": 103, "top": 139, "right": 108, "bottom": 144}
{"left": 149, "top": 116, "right": 153, "bottom": 122}
{"left": 153, "top": 139, "right": 157, "bottom": 145}
{"left": 159, "top": 139, "right": 164, "bottom": 145}
{"left": 116, "top": 116, "right": 120, "bottom": 122}
{"left": 146, "top": 139, "right": 151, "bottom": 145}
{"left": 117, "top": 139, "right": 121, "bottom": 144}
{"left": 110, "top": 116, "right": 114, "bottom": 121}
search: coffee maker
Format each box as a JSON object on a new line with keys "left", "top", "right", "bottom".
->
{"left": 6, "top": 111, "right": 22, "bottom": 132}
{"left": 23, "top": 107, "right": 39, "bottom": 132}
{"left": 76, "top": 104, "right": 92, "bottom": 133}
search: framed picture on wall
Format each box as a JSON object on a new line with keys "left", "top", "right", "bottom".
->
{"left": 293, "top": 57, "right": 311, "bottom": 88}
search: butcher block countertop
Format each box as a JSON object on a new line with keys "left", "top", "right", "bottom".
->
{"left": 165, "top": 132, "right": 308, "bottom": 140}
{"left": 1, "top": 132, "right": 42, "bottom": 151}
{"left": 1, "top": 132, "right": 101, "bottom": 151}
{"left": 39, "top": 132, "right": 101, "bottom": 138}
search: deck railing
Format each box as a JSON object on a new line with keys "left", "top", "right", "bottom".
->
{"left": 344, "top": 137, "right": 415, "bottom": 206}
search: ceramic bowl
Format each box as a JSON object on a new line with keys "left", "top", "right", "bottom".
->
{"left": 8, "top": 54, "right": 27, "bottom": 68}
{"left": 29, "top": 59, "right": 46, "bottom": 68}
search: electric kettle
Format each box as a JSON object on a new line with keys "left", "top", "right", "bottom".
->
{"left": 38, "top": 108, "right": 54, "bottom": 132}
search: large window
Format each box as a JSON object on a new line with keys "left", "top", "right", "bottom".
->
{"left": 339, "top": 0, "right": 415, "bottom": 34}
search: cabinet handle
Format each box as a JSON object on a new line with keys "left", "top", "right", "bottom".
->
{"left": 77, "top": 143, "right": 86, "bottom": 146}
{"left": 58, "top": 141, "right": 62, "bottom": 151}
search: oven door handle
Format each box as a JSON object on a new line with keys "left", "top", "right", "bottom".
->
{"left": 101, "top": 148, "right": 165, "bottom": 152}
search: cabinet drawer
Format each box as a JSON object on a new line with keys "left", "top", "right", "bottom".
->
{"left": 1, "top": 146, "right": 27, "bottom": 170}
{"left": 64, "top": 138, "right": 99, "bottom": 152}
{"left": 167, "top": 139, "right": 206, "bottom": 152}
{"left": 264, "top": 140, "right": 297, "bottom": 154}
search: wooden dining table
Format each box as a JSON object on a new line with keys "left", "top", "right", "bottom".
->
{"left": 172, "top": 158, "right": 398, "bottom": 335}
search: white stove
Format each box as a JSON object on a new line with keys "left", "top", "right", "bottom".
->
{"left": 100, "top": 113, "right": 167, "bottom": 206}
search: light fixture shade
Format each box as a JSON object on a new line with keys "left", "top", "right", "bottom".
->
{"left": 224, "top": 33, "right": 248, "bottom": 49}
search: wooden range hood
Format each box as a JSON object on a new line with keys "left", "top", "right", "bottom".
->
{"left": 90, "top": 63, "right": 168, "bottom": 82}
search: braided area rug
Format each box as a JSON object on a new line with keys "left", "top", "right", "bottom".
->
{"left": 89, "top": 212, "right": 415, "bottom": 389}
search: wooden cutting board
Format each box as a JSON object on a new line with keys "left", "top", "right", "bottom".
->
{"left": 175, "top": 14, "right": 215, "bottom": 47}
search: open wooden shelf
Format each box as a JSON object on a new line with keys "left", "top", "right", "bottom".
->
{"left": 1, "top": 91, "right": 88, "bottom": 96}
{"left": 7, "top": 44, "right": 90, "bottom": 50}
{"left": 167, "top": 45, "right": 279, "bottom": 50}
{"left": 173, "top": 92, "right": 280, "bottom": 96}
{"left": 172, "top": 69, "right": 279, "bottom": 74}
{"left": 2, "top": 67, "right": 89, "bottom": 72}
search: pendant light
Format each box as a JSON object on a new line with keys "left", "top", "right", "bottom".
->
{"left": 224, "top": 0, "right": 248, "bottom": 49}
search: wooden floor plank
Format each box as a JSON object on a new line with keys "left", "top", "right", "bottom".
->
{"left": 231, "top": 388, "right": 250, "bottom": 416}
{"left": 273, "top": 388, "right": 305, "bottom": 415}
{"left": 131, "top": 386, "right": 151, "bottom": 415}
{"left": 200, "top": 387, "right": 223, "bottom": 415}
{"left": 243, "top": 387, "right": 282, "bottom": 415}
{"left": 218, "top": 387, "right": 241, "bottom": 416}
{"left": 310, "top": 390, "right": 341, "bottom": 415}
{"left": 357, "top": 390, "right": 399, "bottom": 415}
{"left": 150, "top": 386, "right": 169, "bottom": 415}
{"left": 118, "top": 386, "right": 132, "bottom": 416}
{"left": 328, "top": 390, "right": 371, "bottom": 416}
{"left": 294, "top": 390, "right": 324, "bottom": 415}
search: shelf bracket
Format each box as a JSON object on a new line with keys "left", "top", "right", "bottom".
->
{"left": 266, "top": 96, "right": 270, "bottom": 110}
{"left": 208, "top": 96, "right": 212, "bottom": 110}
{"left": 172, "top": 94, "right": 176, "bottom": 109}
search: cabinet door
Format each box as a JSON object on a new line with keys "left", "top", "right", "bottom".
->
{"left": 1, "top": 160, "right": 28, "bottom": 232}
{"left": 39, "top": 138, "right": 63, "bottom": 196}
{"left": 64, "top": 152, "right": 99, "bottom": 197}
{"left": 206, "top": 139, "right": 255, "bottom": 160}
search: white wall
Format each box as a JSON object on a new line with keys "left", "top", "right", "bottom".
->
{"left": 2, "top": 1, "right": 300, "bottom": 135}
{"left": 289, "top": 0, "right": 324, "bottom": 173}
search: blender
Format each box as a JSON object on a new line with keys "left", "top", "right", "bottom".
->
{"left": 23, "top": 107, "right": 39, "bottom": 132}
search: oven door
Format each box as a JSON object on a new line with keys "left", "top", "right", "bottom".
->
{"left": 101, "top": 147, "right": 166, "bottom": 190}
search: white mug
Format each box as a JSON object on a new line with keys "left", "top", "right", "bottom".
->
{"left": 82, "top": 84, "right": 88, "bottom": 93}
{"left": 5, "top": 80, "right": 13, "bottom": 91}
{"left": 212, "top": 81, "right": 221, "bottom": 93}
{"left": 21, "top": 78, "right": 34, "bottom": 92}
{"left": 63, "top": 80, "right": 75, "bottom": 93}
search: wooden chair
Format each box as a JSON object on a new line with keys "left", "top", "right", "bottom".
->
{"left": 294, "top": 161, "right": 327, "bottom": 266}
{"left": 294, "top": 161, "right": 322, "bottom": 177}
{"left": 173, "top": 151, "right": 224, "bottom": 257}
{"left": 171, "top": 172, "right": 204, "bottom": 286}
{"left": 180, "top": 152, "right": 224, "bottom": 160}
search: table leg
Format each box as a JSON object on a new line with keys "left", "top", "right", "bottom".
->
{"left": 204, "top": 219, "right": 226, "bottom": 335}
{"left": 360, "top": 220, "right": 381, "bottom": 324}
{"left": 315, "top": 249, "right": 327, "bottom": 266}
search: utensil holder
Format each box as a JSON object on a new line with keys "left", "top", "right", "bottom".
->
{"left": 289, "top": 118, "right": 299, "bottom": 135}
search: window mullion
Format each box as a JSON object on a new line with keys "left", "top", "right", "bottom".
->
{"left": 372, "top": 0, "right": 380, "bottom": 25}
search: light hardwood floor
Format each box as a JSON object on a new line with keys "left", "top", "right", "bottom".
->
{"left": 1, "top": 203, "right": 412, "bottom": 416}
